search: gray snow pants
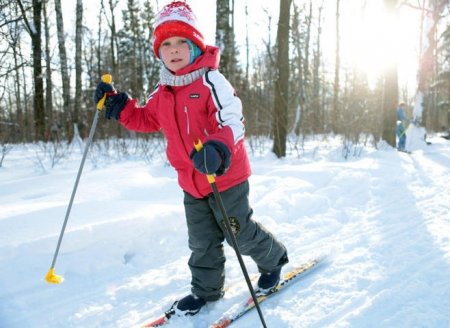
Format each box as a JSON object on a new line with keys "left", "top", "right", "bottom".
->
{"left": 183, "top": 180, "right": 288, "bottom": 301}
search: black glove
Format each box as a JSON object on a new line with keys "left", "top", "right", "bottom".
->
{"left": 190, "top": 140, "right": 231, "bottom": 176}
{"left": 94, "top": 81, "right": 115, "bottom": 103}
{"left": 104, "top": 92, "right": 129, "bottom": 120}
{"left": 94, "top": 82, "right": 128, "bottom": 120}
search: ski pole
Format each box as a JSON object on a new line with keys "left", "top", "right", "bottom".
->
{"left": 45, "top": 74, "right": 112, "bottom": 284}
{"left": 193, "top": 140, "right": 267, "bottom": 328}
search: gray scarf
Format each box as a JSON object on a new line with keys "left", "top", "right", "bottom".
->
{"left": 159, "top": 65, "right": 208, "bottom": 87}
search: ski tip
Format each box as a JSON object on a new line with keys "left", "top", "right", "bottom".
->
{"left": 210, "top": 319, "right": 231, "bottom": 328}
{"left": 140, "top": 315, "right": 168, "bottom": 328}
{"left": 315, "top": 253, "right": 330, "bottom": 264}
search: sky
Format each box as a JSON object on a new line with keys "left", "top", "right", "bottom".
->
{"left": 1, "top": 128, "right": 450, "bottom": 327}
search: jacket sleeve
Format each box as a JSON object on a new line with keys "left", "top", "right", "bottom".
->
{"left": 119, "top": 87, "right": 161, "bottom": 133}
{"left": 203, "top": 70, "right": 245, "bottom": 150}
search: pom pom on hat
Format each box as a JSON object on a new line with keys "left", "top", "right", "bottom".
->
{"left": 152, "top": 1, "right": 206, "bottom": 59}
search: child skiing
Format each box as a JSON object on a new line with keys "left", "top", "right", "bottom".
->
{"left": 94, "top": 1, "right": 288, "bottom": 316}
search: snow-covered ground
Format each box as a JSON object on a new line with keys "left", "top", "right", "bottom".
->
{"left": 1, "top": 135, "right": 449, "bottom": 328}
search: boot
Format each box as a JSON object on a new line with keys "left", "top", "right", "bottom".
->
{"left": 257, "top": 267, "right": 282, "bottom": 293}
{"left": 173, "top": 294, "right": 206, "bottom": 316}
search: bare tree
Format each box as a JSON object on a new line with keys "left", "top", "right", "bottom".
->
{"left": 381, "top": 0, "right": 399, "bottom": 147}
{"left": 17, "top": 0, "right": 45, "bottom": 140}
{"left": 272, "top": 0, "right": 292, "bottom": 158}
{"left": 413, "top": 0, "right": 447, "bottom": 129}
{"left": 101, "top": 0, "right": 119, "bottom": 78}
{"left": 54, "top": 0, "right": 71, "bottom": 136}
{"left": 216, "top": 0, "right": 239, "bottom": 84}
{"left": 312, "top": 2, "right": 324, "bottom": 133}
{"left": 332, "top": 0, "right": 341, "bottom": 133}
{"left": 43, "top": 0, "right": 53, "bottom": 129}
{"left": 74, "top": 0, "right": 84, "bottom": 137}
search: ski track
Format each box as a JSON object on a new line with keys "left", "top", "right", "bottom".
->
{"left": 0, "top": 138, "right": 449, "bottom": 327}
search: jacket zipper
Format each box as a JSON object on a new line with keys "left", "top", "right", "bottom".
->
{"left": 184, "top": 106, "right": 190, "bottom": 135}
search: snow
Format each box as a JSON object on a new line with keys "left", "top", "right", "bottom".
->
{"left": 1, "top": 136, "right": 450, "bottom": 328}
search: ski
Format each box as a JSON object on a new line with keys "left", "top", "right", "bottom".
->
{"left": 140, "top": 308, "right": 174, "bottom": 327}
{"left": 139, "top": 274, "right": 259, "bottom": 327}
{"left": 209, "top": 258, "right": 323, "bottom": 328}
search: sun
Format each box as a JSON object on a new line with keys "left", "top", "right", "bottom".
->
{"left": 338, "top": 1, "right": 421, "bottom": 90}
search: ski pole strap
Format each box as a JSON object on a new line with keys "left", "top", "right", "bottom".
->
{"left": 194, "top": 140, "right": 216, "bottom": 184}
{"left": 96, "top": 74, "right": 113, "bottom": 111}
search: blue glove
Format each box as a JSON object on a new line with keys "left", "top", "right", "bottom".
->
{"left": 190, "top": 140, "right": 231, "bottom": 176}
{"left": 94, "top": 82, "right": 128, "bottom": 120}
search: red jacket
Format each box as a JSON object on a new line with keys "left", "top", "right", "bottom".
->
{"left": 119, "top": 46, "right": 251, "bottom": 198}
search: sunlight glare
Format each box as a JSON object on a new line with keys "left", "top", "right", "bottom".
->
{"left": 340, "top": 1, "right": 420, "bottom": 89}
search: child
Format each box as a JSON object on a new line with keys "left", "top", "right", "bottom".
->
{"left": 94, "top": 1, "right": 288, "bottom": 316}
{"left": 396, "top": 102, "right": 409, "bottom": 152}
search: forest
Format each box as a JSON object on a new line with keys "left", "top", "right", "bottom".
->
{"left": 1, "top": 0, "right": 449, "bottom": 159}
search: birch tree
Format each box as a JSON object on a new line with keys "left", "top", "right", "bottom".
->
{"left": 54, "top": 0, "right": 71, "bottom": 129}
{"left": 216, "top": 0, "right": 238, "bottom": 84}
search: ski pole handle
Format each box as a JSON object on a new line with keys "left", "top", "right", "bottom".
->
{"left": 96, "top": 74, "right": 113, "bottom": 111}
{"left": 194, "top": 140, "right": 216, "bottom": 184}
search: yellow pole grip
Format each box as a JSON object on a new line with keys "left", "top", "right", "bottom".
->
{"left": 96, "top": 74, "right": 113, "bottom": 110}
{"left": 194, "top": 140, "right": 216, "bottom": 184}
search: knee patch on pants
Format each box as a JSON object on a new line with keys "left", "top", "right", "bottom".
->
{"left": 221, "top": 216, "right": 240, "bottom": 236}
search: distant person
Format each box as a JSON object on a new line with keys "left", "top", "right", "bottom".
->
{"left": 396, "top": 102, "right": 409, "bottom": 152}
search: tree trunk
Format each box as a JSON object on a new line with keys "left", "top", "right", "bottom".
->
{"left": 291, "top": 4, "right": 305, "bottom": 136}
{"left": 245, "top": 3, "right": 249, "bottom": 82}
{"left": 416, "top": 0, "right": 447, "bottom": 128}
{"left": 54, "top": 0, "right": 71, "bottom": 136}
{"left": 43, "top": 0, "right": 53, "bottom": 129}
{"left": 272, "top": 0, "right": 292, "bottom": 158}
{"left": 17, "top": 0, "right": 45, "bottom": 140}
{"left": 11, "top": 20, "right": 24, "bottom": 141}
{"left": 381, "top": 0, "right": 399, "bottom": 147}
{"left": 33, "top": 0, "right": 45, "bottom": 140}
{"left": 74, "top": 0, "right": 83, "bottom": 136}
{"left": 312, "top": 3, "right": 323, "bottom": 133}
{"left": 216, "top": 0, "right": 238, "bottom": 84}
{"left": 332, "top": 0, "right": 340, "bottom": 133}
{"left": 101, "top": 0, "right": 119, "bottom": 78}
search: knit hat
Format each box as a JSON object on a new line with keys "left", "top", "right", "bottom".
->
{"left": 152, "top": 1, "right": 206, "bottom": 59}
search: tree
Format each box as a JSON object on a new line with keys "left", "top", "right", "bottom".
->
{"left": 415, "top": 0, "right": 447, "bottom": 129}
{"left": 434, "top": 23, "right": 450, "bottom": 133}
{"left": 215, "top": 0, "right": 239, "bottom": 84}
{"left": 74, "top": 0, "right": 84, "bottom": 137}
{"left": 332, "top": 0, "right": 341, "bottom": 133}
{"left": 54, "top": 0, "right": 71, "bottom": 137}
{"left": 312, "top": 2, "right": 324, "bottom": 133}
{"left": 101, "top": 0, "right": 120, "bottom": 79}
{"left": 119, "top": 0, "right": 145, "bottom": 99}
{"left": 381, "top": 0, "right": 399, "bottom": 148}
{"left": 3, "top": 2, "right": 27, "bottom": 142}
{"left": 17, "top": 0, "right": 45, "bottom": 140}
{"left": 43, "top": 0, "right": 53, "bottom": 130}
{"left": 141, "top": 0, "right": 159, "bottom": 94}
{"left": 290, "top": 3, "right": 306, "bottom": 135}
{"left": 272, "top": 0, "right": 292, "bottom": 158}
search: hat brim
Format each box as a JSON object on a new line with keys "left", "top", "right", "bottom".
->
{"left": 152, "top": 21, "right": 206, "bottom": 58}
